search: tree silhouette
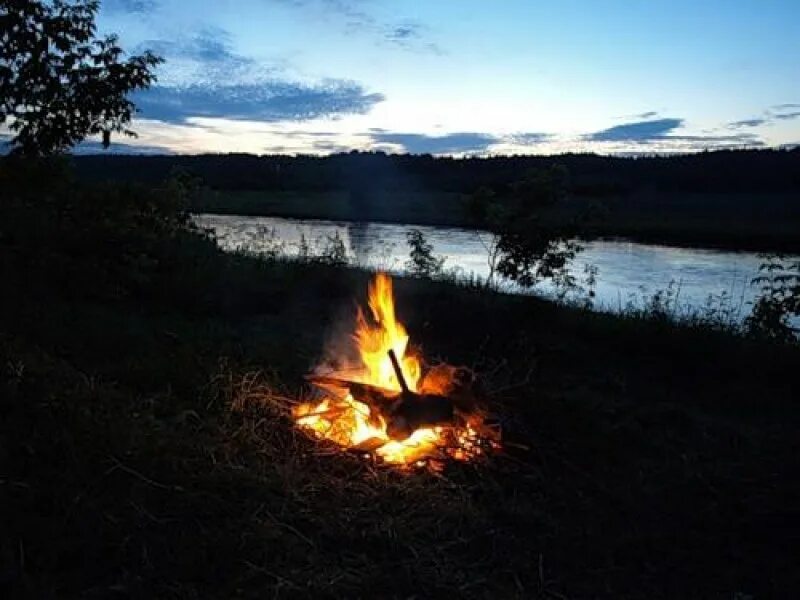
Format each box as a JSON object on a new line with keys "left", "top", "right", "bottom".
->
{"left": 0, "top": 0, "right": 162, "bottom": 156}
{"left": 469, "top": 164, "right": 583, "bottom": 288}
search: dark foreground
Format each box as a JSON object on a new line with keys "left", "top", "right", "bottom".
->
{"left": 1, "top": 168, "right": 799, "bottom": 598}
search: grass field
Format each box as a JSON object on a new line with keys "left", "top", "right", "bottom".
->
{"left": 3, "top": 169, "right": 799, "bottom": 597}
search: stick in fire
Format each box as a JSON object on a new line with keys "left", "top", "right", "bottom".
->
{"left": 385, "top": 348, "right": 455, "bottom": 440}
{"left": 295, "top": 272, "right": 498, "bottom": 466}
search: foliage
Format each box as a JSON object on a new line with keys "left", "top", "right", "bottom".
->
{"left": 0, "top": 157, "right": 209, "bottom": 303}
{"left": 476, "top": 232, "right": 502, "bottom": 289}
{"left": 296, "top": 233, "right": 311, "bottom": 261}
{"left": 292, "top": 231, "right": 349, "bottom": 266}
{"left": 71, "top": 148, "right": 800, "bottom": 197}
{"left": 405, "top": 228, "right": 445, "bottom": 278}
{"left": 316, "top": 231, "right": 349, "bottom": 266}
{"left": 467, "top": 164, "right": 583, "bottom": 288}
{"left": 0, "top": 0, "right": 162, "bottom": 156}
{"left": 71, "top": 151, "right": 800, "bottom": 252}
{"left": 464, "top": 185, "right": 495, "bottom": 224}
{"left": 746, "top": 255, "right": 800, "bottom": 342}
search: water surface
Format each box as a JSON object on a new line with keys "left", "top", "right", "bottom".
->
{"left": 195, "top": 214, "right": 788, "bottom": 320}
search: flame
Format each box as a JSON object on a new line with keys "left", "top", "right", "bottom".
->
{"left": 293, "top": 273, "right": 487, "bottom": 466}
{"left": 353, "top": 273, "right": 421, "bottom": 392}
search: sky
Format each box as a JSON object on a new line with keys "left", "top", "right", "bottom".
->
{"left": 88, "top": 0, "right": 800, "bottom": 155}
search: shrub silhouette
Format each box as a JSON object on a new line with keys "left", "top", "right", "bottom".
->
{"left": 468, "top": 164, "right": 582, "bottom": 288}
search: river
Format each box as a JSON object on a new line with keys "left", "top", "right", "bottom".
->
{"left": 194, "top": 214, "right": 792, "bottom": 322}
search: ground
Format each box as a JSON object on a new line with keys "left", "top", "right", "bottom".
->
{"left": 1, "top": 170, "right": 798, "bottom": 598}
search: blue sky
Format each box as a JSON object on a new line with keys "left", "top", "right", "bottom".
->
{"left": 95, "top": 0, "right": 800, "bottom": 155}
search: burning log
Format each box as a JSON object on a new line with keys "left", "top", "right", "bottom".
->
{"left": 306, "top": 349, "right": 455, "bottom": 442}
{"left": 293, "top": 272, "right": 499, "bottom": 466}
{"left": 384, "top": 349, "right": 454, "bottom": 440}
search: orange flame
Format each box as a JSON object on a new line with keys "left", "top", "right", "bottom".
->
{"left": 293, "top": 273, "right": 485, "bottom": 466}
{"left": 353, "top": 273, "right": 421, "bottom": 392}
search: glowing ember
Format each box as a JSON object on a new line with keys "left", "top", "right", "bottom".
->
{"left": 293, "top": 272, "right": 498, "bottom": 467}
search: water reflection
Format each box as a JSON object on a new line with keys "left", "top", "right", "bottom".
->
{"left": 194, "top": 213, "right": 791, "bottom": 321}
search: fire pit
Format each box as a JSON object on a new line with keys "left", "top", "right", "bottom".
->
{"left": 293, "top": 272, "right": 500, "bottom": 468}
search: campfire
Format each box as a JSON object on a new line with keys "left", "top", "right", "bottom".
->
{"left": 293, "top": 272, "right": 499, "bottom": 468}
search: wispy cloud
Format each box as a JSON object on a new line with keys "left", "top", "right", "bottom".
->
{"left": 585, "top": 118, "right": 684, "bottom": 142}
{"left": 726, "top": 103, "right": 800, "bottom": 129}
{"left": 311, "top": 139, "right": 354, "bottom": 153}
{"left": 272, "top": 0, "right": 377, "bottom": 32}
{"left": 358, "top": 131, "right": 551, "bottom": 154}
{"left": 383, "top": 21, "right": 444, "bottom": 54}
{"left": 272, "top": 0, "right": 443, "bottom": 53}
{"left": 135, "top": 28, "right": 262, "bottom": 85}
{"left": 505, "top": 132, "right": 553, "bottom": 146}
{"left": 623, "top": 110, "right": 659, "bottom": 120}
{"left": 586, "top": 118, "right": 763, "bottom": 149}
{"left": 102, "top": 0, "right": 159, "bottom": 14}
{"left": 140, "top": 28, "right": 245, "bottom": 65}
{"left": 133, "top": 27, "right": 384, "bottom": 124}
{"left": 134, "top": 81, "right": 384, "bottom": 124}
{"left": 0, "top": 131, "right": 172, "bottom": 155}
{"left": 71, "top": 139, "right": 174, "bottom": 155}
{"left": 728, "top": 118, "right": 767, "bottom": 128}
{"left": 366, "top": 132, "right": 499, "bottom": 154}
{"left": 385, "top": 23, "right": 420, "bottom": 43}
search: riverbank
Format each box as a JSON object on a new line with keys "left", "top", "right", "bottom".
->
{"left": 2, "top": 169, "right": 799, "bottom": 597}
{"left": 192, "top": 188, "right": 800, "bottom": 253}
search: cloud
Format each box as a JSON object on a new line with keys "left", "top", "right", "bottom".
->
{"left": 0, "top": 132, "right": 172, "bottom": 155}
{"left": 725, "top": 104, "right": 800, "bottom": 129}
{"left": 311, "top": 140, "right": 353, "bottom": 153}
{"left": 132, "top": 28, "right": 384, "bottom": 124}
{"left": 383, "top": 22, "right": 444, "bottom": 54}
{"left": 140, "top": 28, "right": 244, "bottom": 65}
{"left": 101, "top": 0, "right": 159, "bottom": 14}
{"left": 764, "top": 104, "right": 800, "bottom": 122}
{"left": 585, "top": 118, "right": 684, "bottom": 142}
{"left": 291, "top": 130, "right": 552, "bottom": 155}
{"left": 70, "top": 139, "right": 174, "bottom": 155}
{"left": 585, "top": 118, "right": 764, "bottom": 149}
{"left": 728, "top": 118, "right": 767, "bottom": 128}
{"left": 505, "top": 132, "right": 552, "bottom": 145}
{"left": 272, "top": 0, "right": 443, "bottom": 53}
{"left": 133, "top": 80, "right": 385, "bottom": 124}
{"left": 241, "top": 129, "right": 551, "bottom": 155}
{"left": 386, "top": 23, "right": 420, "bottom": 43}
{"left": 272, "top": 0, "right": 374, "bottom": 29}
{"left": 135, "top": 28, "right": 261, "bottom": 85}
{"left": 366, "top": 132, "right": 499, "bottom": 154}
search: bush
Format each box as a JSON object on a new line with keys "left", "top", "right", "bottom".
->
{"left": 0, "top": 158, "right": 214, "bottom": 304}
{"left": 405, "top": 229, "right": 445, "bottom": 278}
{"left": 746, "top": 255, "right": 800, "bottom": 342}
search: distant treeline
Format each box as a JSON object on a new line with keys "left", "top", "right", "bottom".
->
{"left": 71, "top": 149, "right": 800, "bottom": 196}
